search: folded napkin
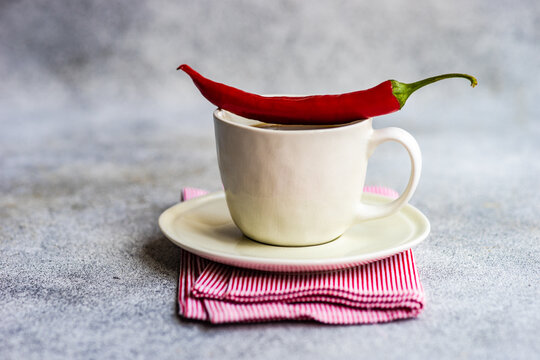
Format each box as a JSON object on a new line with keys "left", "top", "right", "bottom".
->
{"left": 178, "top": 187, "right": 425, "bottom": 324}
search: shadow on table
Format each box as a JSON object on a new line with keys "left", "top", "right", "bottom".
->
{"left": 139, "top": 232, "right": 181, "bottom": 277}
{"left": 138, "top": 229, "right": 188, "bottom": 324}
{"left": 176, "top": 316, "right": 381, "bottom": 330}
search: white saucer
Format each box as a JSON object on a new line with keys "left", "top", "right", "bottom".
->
{"left": 159, "top": 191, "right": 430, "bottom": 272}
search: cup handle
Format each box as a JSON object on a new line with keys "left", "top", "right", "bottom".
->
{"left": 355, "top": 127, "right": 422, "bottom": 221}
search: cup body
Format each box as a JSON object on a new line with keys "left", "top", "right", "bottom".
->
{"left": 214, "top": 110, "right": 372, "bottom": 246}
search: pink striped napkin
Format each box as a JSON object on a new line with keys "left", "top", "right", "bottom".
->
{"left": 178, "top": 186, "right": 425, "bottom": 324}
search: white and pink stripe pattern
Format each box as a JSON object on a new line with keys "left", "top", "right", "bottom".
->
{"left": 178, "top": 186, "right": 424, "bottom": 324}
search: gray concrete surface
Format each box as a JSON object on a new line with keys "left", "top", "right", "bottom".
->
{"left": 1, "top": 1, "right": 539, "bottom": 359}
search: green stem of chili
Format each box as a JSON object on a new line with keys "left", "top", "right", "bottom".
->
{"left": 391, "top": 73, "right": 478, "bottom": 108}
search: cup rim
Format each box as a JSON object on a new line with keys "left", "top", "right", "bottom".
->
{"left": 214, "top": 109, "right": 370, "bottom": 134}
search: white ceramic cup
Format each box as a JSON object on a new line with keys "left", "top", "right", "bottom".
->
{"left": 214, "top": 109, "right": 422, "bottom": 246}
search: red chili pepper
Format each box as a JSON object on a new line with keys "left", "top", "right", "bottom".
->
{"left": 178, "top": 64, "right": 477, "bottom": 125}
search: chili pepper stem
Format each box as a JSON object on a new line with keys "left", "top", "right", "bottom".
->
{"left": 391, "top": 73, "right": 477, "bottom": 108}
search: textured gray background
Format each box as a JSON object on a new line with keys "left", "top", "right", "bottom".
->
{"left": 1, "top": 0, "right": 539, "bottom": 359}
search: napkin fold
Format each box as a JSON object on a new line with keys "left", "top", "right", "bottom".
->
{"left": 178, "top": 187, "right": 425, "bottom": 324}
